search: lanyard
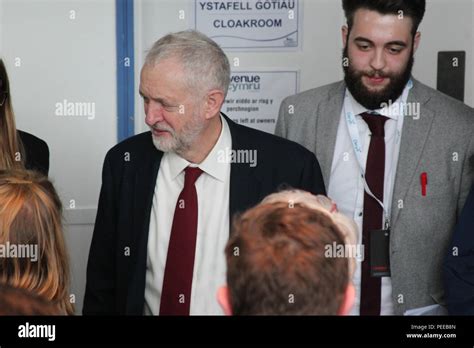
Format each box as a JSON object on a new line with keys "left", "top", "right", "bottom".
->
{"left": 343, "top": 80, "right": 413, "bottom": 230}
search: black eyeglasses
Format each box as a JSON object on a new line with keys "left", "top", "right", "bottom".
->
{"left": 0, "top": 92, "right": 7, "bottom": 106}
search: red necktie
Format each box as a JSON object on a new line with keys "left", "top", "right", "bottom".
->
{"left": 360, "top": 113, "right": 388, "bottom": 316}
{"left": 159, "top": 166, "right": 203, "bottom": 315}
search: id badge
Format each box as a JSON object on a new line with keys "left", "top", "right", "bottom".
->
{"left": 370, "top": 229, "right": 390, "bottom": 277}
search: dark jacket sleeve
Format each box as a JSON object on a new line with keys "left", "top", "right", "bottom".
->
{"left": 19, "top": 131, "right": 50, "bottom": 176}
{"left": 299, "top": 150, "right": 326, "bottom": 196}
{"left": 83, "top": 152, "right": 118, "bottom": 314}
{"left": 443, "top": 183, "right": 474, "bottom": 315}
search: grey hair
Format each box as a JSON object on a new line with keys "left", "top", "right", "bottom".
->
{"left": 144, "top": 30, "right": 231, "bottom": 98}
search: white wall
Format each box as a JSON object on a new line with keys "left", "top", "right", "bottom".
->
{"left": 418, "top": 0, "right": 473, "bottom": 106}
{"left": 0, "top": 0, "right": 117, "bottom": 314}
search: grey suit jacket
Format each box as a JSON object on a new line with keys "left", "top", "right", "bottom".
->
{"left": 275, "top": 78, "right": 474, "bottom": 315}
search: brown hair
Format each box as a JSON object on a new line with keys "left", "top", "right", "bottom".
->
{"left": 0, "top": 169, "right": 74, "bottom": 314}
{"left": 0, "top": 59, "right": 26, "bottom": 170}
{"left": 225, "top": 202, "right": 349, "bottom": 315}
{"left": 0, "top": 284, "right": 62, "bottom": 315}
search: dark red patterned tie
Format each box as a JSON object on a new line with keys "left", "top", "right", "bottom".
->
{"left": 360, "top": 113, "right": 388, "bottom": 316}
{"left": 159, "top": 166, "right": 203, "bottom": 315}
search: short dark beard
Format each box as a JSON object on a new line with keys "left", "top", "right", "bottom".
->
{"left": 342, "top": 44, "right": 414, "bottom": 110}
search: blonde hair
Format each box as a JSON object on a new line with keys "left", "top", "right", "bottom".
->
{"left": 262, "top": 189, "right": 359, "bottom": 277}
{"left": 0, "top": 59, "right": 26, "bottom": 170}
{"left": 0, "top": 170, "right": 73, "bottom": 314}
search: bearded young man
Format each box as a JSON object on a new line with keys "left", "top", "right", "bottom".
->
{"left": 276, "top": 0, "right": 474, "bottom": 315}
{"left": 83, "top": 30, "right": 325, "bottom": 315}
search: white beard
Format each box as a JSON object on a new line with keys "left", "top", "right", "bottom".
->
{"left": 152, "top": 132, "right": 178, "bottom": 153}
{"left": 150, "top": 115, "right": 205, "bottom": 155}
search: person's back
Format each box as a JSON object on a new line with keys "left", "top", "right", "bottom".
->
{"left": 0, "top": 169, "right": 73, "bottom": 314}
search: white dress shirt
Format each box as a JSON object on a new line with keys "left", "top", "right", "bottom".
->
{"left": 144, "top": 115, "right": 231, "bottom": 315}
{"left": 327, "top": 84, "right": 411, "bottom": 315}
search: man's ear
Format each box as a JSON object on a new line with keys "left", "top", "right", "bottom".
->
{"left": 204, "top": 89, "right": 225, "bottom": 120}
{"left": 337, "top": 282, "right": 355, "bottom": 315}
{"left": 342, "top": 25, "right": 349, "bottom": 48}
{"left": 413, "top": 31, "right": 421, "bottom": 53}
{"left": 217, "top": 286, "right": 233, "bottom": 315}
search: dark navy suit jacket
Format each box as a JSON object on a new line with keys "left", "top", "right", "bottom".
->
{"left": 18, "top": 130, "right": 49, "bottom": 176}
{"left": 444, "top": 183, "right": 474, "bottom": 315}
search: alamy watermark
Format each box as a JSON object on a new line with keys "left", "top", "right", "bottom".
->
{"left": 324, "top": 242, "right": 364, "bottom": 262}
{"left": 0, "top": 242, "right": 38, "bottom": 262}
{"left": 380, "top": 100, "right": 421, "bottom": 120}
{"left": 18, "top": 322, "right": 55, "bottom": 341}
{"left": 217, "top": 147, "right": 258, "bottom": 167}
{"left": 55, "top": 99, "right": 96, "bottom": 120}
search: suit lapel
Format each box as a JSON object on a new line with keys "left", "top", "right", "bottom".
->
{"left": 225, "top": 114, "right": 262, "bottom": 227}
{"left": 127, "top": 143, "right": 163, "bottom": 313}
{"left": 133, "top": 150, "right": 162, "bottom": 248}
{"left": 390, "top": 79, "right": 435, "bottom": 227}
{"left": 315, "top": 82, "right": 346, "bottom": 189}
{"left": 229, "top": 158, "right": 258, "bottom": 222}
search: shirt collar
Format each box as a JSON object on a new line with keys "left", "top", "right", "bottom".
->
{"left": 347, "top": 82, "right": 412, "bottom": 121}
{"left": 166, "top": 113, "right": 231, "bottom": 182}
